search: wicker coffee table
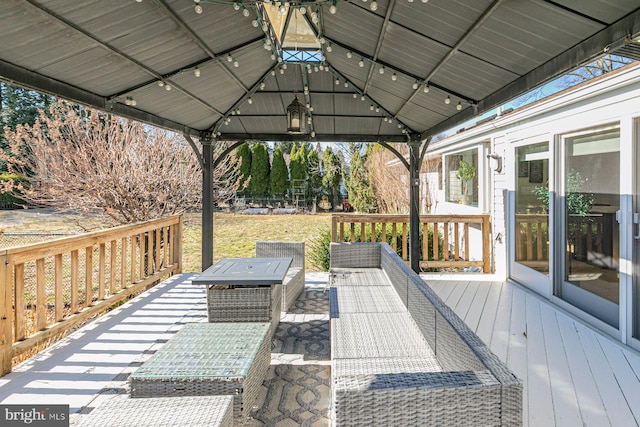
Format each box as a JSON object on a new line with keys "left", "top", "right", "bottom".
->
{"left": 129, "top": 322, "right": 271, "bottom": 424}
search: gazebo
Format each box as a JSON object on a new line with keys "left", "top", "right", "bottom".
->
{"left": 1, "top": 0, "right": 639, "bottom": 271}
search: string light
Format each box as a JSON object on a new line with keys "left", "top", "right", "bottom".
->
{"left": 347, "top": 51, "right": 353, "bottom": 59}
{"left": 233, "top": 2, "right": 241, "bottom": 11}
{"left": 233, "top": 59, "right": 239, "bottom": 67}
{"left": 194, "top": 0, "right": 202, "bottom": 14}
{"left": 456, "top": 101, "right": 462, "bottom": 110}
{"left": 423, "top": 84, "right": 430, "bottom": 93}
{"left": 358, "top": 59, "right": 365, "bottom": 67}
{"left": 412, "top": 81, "right": 419, "bottom": 89}
{"left": 243, "top": 8, "right": 251, "bottom": 17}
{"left": 165, "top": 84, "right": 171, "bottom": 91}
{"left": 194, "top": 67, "right": 200, "bottom": 77}
{"left": 247, "top": 97, "right": 253, "bottom": 104}
{"left": 391, "top": 73, "right": 397, "bottom": 81}
{"left": 444, "top": 95, "right": 451, "bottom": 104}
{"left": 370, "top": 1, "right": 378, "bottom": 11}
{"left": 329, "top": 1, "right": 337, "bottom": 14}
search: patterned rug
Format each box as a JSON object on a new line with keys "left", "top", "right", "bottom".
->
{"left": 252, "top": 282, "right": 331, "bottom": 426}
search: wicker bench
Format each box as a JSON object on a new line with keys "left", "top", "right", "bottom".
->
{"left": 77, "top": 395, "right": 234, "bottom": 427}
{"left": 255, "top": 241, "right": 305, "bottom": 312}
{"left": 129, "top": 322, "right": 271, "bottom": 426}
{"left": 329, "top": 242, "right": 522, "bottom": 427}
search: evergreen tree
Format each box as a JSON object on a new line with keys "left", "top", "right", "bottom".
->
{"left": 344, "top": 142, "right": 377, "bottom": 213}
{"left": 289, "top": 143, "right": 307, "bottom": 201}
{"left": 321, "top": 146, "right": 343, "bottom": 200}
{"left": 1, "top": 82, "right": 55, "bottom": 171}
{"left": 270, "top": 145, "right": 289, "bottom": 196}
{"left": 307, "top": 148, "right": 322, "bottom": 199}
{"left": 236, "top": 143, "right": 252, "bottom": 195}
{"left": 250, "top": 142, "right": 270, "bottom": 196}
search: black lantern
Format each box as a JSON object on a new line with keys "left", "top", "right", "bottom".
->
{"left": 286, "top": 96, "right": 307, "bottom": 134}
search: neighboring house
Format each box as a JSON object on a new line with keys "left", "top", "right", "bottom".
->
{"left": 419, "top": 62, "right": 640, "bottom": 351}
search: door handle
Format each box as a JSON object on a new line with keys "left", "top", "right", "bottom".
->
{"left": 634, "top": 213, "right": 640, "bottom": 240}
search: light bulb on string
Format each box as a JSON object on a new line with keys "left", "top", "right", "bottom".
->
{"left": 233, "top": 3, "right": 240, "bottom": 11}
{"left": 456, "top": 101, "right": 462, "bottom": 111}
{"left": 370, "top": 1, "right": 378, "bottom": 11}
{"left": 444, "top": 96, "right": 451, "bottom": 104}
{"left": 412, "top": 81, "right": 418, "bottom": 89}
{"left": 165, "top": 84, "right": 171, "bottom": 91}
{"left": 329, "top": 3, "right": 337, "bottom": 14}
{"left": 347, "top": 51, "right": 353, "bottom": 59}
{"left": 194, "top": 1, "right": 202, "bottom": 14}
{"left": 194, "top": 67, "right": 201, "bottom": 77}
{"left": 423, "top": 85, "right": 430, "bottom": 93}
{"left": 378, "top": 66, "right": 384, "bottom": 75}
{"left": 247, "top": 97, "right": 253, "bottom": 104}
{"left": 358, "top": 59, "right": 365, "bottom": 67}
{"left": 243, "top": 8, "right": 250, "bottom": 17}
{"left": 391, "top": 73, "right": 397, "bottom": 81}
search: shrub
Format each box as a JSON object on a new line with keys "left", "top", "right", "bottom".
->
{"left": 0, "top": 173, "right": 28, "bottom": 209}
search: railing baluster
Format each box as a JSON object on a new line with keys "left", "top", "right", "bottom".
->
{"left": 131, "top": 235, "right": 137, "bottom": 283}
{"left": 454, "top": 223, "right": 460, "bottom": 261}
{"left": 121, "top": 238, "right": 127, "bottom": 289}
{"left": 14, "top": 263, "right": 25, "bottom": 341}
{"left": 139, "top": 233, "right": 145, "bottom": 280}
{"left": 85, "top": 247, "right": 93, "bottom": 307}
{"left": 36, "top": 258, "right": 46, "bottom": 331}
{"left": 433, "top": 223, "right": 439, "bottom": 261}
{"left": 391, "top": 223, "right": 397, "bottom": 252}
{"left": 370, "top": 222, "right": 376, "bottom": 242}
{"left": 99, "top": 243, "right": 106, "bottom": 300}
{"left": 443, "top": 222, "right": 449, "bottom": 261}
{"left": 55, "top": 254, "right": 63, "bottom": 322}
{"left": 464, "top": 223, "right": 470, "bottom": 263}
{"left": 526, "top": 223, "right": 533, "bottom": 261}
{"left": 71, "top": 250, "right": 78, "bottom": 314}
{"left": 381, "top": 222, "right": 387, "bottom": 244}
{"left": 422, "top": 222, "right": 429, "bottom": 262}
{"left": 110, "top": 240, "right": 117, "bottom": 295}
{"left": 402, "top": 223, "right": 408, "bottom": 260}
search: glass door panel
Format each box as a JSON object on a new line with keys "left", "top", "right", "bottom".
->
{"left": 561, "top": 128, "right": 620, "bottom": 328}
{"left": 515, "top": 143, "right": 550, "bottom": 275}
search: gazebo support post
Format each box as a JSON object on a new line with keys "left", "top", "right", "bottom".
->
{"left": 408, "top": 138, "right": 421, "bottom": 273}
{"left": 202, "top": 137, "right": 214, "bottom": 270}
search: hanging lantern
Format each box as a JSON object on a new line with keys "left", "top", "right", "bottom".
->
{"left": 286, "top": 96, "right": 307, "bottom": 134}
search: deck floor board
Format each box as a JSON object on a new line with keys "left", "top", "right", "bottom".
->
{"left": 427, "top": 277, "right": 640, "bottom": 427}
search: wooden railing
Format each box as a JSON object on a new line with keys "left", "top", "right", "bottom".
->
{"left": 331, "top": 214, "right": 491, "bottom": 273}
{"left": 0, "top": 216, "right": 183, "bottom": 376}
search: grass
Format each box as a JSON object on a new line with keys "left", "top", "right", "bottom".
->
{"left": 183, "top": 212, "right": 332, "bottom": 272}
{"left": 1, "top": 209, "right": 333, "bottom": 272}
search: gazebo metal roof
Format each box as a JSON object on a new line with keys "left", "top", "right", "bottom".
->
{"left": 1, "top": 0, "right": 639, "bottom": 271}
{"left": 1, "top": 0, "right": 639, "bottom": 143}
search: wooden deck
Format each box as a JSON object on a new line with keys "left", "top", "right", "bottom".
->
{"left": 424, "top": 275, "right": 640, "bottom": 427}
{"left": 0, "top": 272, "right": 639, "bottom": 426}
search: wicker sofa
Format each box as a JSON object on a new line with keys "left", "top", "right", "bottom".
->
{"left": 255, "top": 240, "right": 305, "bottom": 312}
{"left": 329, "top": 242, "right": 522, "bottom": 427}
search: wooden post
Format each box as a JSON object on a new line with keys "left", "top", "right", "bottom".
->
{"left": 331, "top": 215, "right": 337, "bottom": 242}
{"left": 175, "top": 216, "right": 183, "bottom": 274}
{"left": 483, "top": 215, "right": 491, "bottom": 273}
{"left": 0, "top": 253, "right": 13, "bottom": 376}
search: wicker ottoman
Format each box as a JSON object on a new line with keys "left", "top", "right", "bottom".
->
{"left": 77, "top": 395, "right": 233, "bottom": 427}
{"left": 129, "top": 323, "right": 271, "bottom": 424}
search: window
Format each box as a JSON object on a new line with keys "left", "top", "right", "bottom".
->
{"left": 445, "top": 148, "right": 478, "bottom": 207}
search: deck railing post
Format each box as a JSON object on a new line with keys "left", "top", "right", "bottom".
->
{"left": 0, "top": 253, "right": 13, "bottom": 376}
{"left": 483, "top": 214, "right": 491, "bottom": 273}
{"left": 331, "top": 215, "right": 338, "bottom": 242}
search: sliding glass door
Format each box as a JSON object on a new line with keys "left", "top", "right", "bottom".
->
{"left": 559, "top": 127, "right": 620, "bottom": 328}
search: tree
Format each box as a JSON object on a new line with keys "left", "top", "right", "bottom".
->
{"left": 236, "top": 143, "right": 252, "bottom": 194}
{"left": 1, "top": 82, "right": 55, "bottom": 171}
{"left": 344, "top": 142, "right": 376, "bottom": 213}
{"left": 289, "top": 143, "right": 308, "bottom": 183}
{"left": 307, "top": 147, "right": 322, "bottom": 200}
{"left": 250, "top": 142, "right": 270, "bottom": 196}
{"left": 367, "top": 144, "right": 409, "bottom": 214}
{"left": 270, "top": 145, "right": 289, "bottom": 196}
{"left": 321, "top": 146, "right": 343, "bottom": 201}
{"left": 0, "top": 102, "right": 243, "bottom": 224}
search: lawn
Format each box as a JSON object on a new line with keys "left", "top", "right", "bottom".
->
{"left": 0, "top": 209, "right": 333, "bottom": 272}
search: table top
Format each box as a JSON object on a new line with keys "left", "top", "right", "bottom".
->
{"left": 130, "top": 323, "right": 270, "bottom": 379}
{"left": 192, "top": 257, "right": 292, "bottom": 286}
